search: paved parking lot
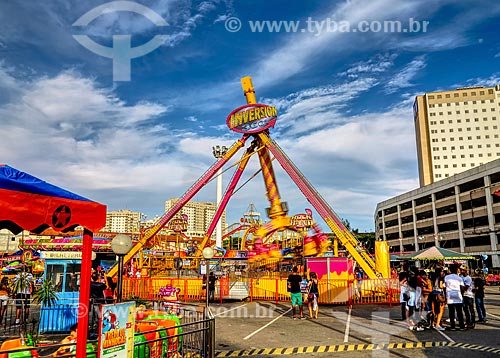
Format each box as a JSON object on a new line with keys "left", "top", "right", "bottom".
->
{"left": 213, "top": 287, "right": 500, "bottom": 357}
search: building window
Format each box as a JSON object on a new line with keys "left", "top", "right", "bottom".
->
{"left": 479, "top": 153, "right": 483, "bottom": 157}
{"left": 453, "top": 164, "right": 457, "bottom": 167}
{"left": 443, "top": 155, "right": 448, "bottom": 159}
{"left": 462, "top": 164, "right": 466, "bottom": 167}
{"left": 458, "top": 128, "right": 463, "bottom": 132}
{"left": 475, "top": 118, "right": 479, "bottom": 122}
{"left": 488, "top": 153, "right": 492, "bottom": 156}
{"left": 446, "top": 94, "right": 451, "bottom": 98}
{"left": 470, "top": 154, "right": 474, "bottom": 158}
{"left": 478, "top": 144, "right": 482, "bottom": 148}
{"left": 468, "top": 145, "right": 473, "bottom": 148}
{"left": 444, "top": 164, "right": 448, "bottom": 168}
{"left": 441, "top": 129, "right": 446, "bottom": 133}
{"left": 457, "top": 119, "right": 462, "bottom": 123}
{"left": 454, "top": 93, "right": 459, "bottom": 97}
{"left": 437, "top": 95, "right": 442, "bottom": 99}
{"left": 429, "top": 95, "right": 435, "bottom": 99}
{"left": 452, "top": 155, "right": 456, "bottom": 159}
{"left": 461, "top": 154, "right": 465, "bottom": 158}
{"left": 433, "top": 156, "right": 440, "bottom": 160}
{"left": 432, "top": 138, "right": 438, "bottom": 142}
{"left": 448, "top": 112, "right": 452, "bottom": 115}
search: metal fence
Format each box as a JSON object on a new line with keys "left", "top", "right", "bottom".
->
{"left": 0, "top": 301, "right": 215, "bottom": 358}
{"left": 121, "top": 276, "right": 401, "bottom": 306}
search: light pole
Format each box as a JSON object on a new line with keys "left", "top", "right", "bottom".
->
{"left": 212, "top": 145, "right": 228, "bottom": 248}
{"left": 202, "top": 247, "right": 215, "bottom": 314}
{"left": 111, "top": 234, "right": 133, "bottom": 302}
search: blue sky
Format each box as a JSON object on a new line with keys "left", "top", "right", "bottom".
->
{"left": 1, "top": 0, "right": 500, "bottom": 232}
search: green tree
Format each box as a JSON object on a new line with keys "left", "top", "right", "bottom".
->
{"left": 32, "top": 279, "right": 59, "bottom": 307}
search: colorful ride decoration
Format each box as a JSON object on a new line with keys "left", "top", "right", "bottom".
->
{"left": 106, "top": 76, "right": 380, "bottom": 280}
{"left": 158, "top": 285, "right": 181, "bottom": 316}
{"left": 136, "top": 310, "right": 183, "bottom": 358}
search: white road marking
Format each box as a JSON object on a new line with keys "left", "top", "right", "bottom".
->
{"left": 243, "top": 308, "right": 292, "bottom": 340}
{"left": 343, "top": 306, "right": 352, "bottom": 342}
{"left": 372, "top": 314, "right": 455, "bottom": 343}
{"left": 486, "top": 312, "right": 500, "bottom": 320}
{"left": 213, "top": 303, "right": 249, "bottom": 317}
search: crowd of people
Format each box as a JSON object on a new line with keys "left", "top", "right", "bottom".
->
{"left": 399, "top": 263, "right": 487, "bottom": 331}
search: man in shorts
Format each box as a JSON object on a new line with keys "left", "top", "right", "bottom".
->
{"left": 287, "top": 266, "right": 304, "bottom": 319}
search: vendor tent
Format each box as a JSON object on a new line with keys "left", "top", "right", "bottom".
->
{"left": 0, "top": 164, "right": 105, "bottom": 234}
{"left": 397, "top": 246, "right": 475, "bottom": 261}
{"left": 0, "top": 164, "right": 106, "bottom": 357}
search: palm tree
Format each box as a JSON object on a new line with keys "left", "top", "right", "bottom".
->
{"left": 32, "top": 279, "right": 58, "bottom": 307}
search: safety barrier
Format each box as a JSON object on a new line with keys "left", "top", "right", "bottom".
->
{"left": 122, "top": 277, "right": 400, "bottom": 306}
{"left": 0, "top": 302, "right": 215, "bottom": 358}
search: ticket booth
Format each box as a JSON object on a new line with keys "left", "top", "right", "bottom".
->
{"left": 39, "top": 251, "right": 82, "bottom": 333}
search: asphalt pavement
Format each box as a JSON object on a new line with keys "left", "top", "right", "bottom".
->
{"left": 213, "top": 286, "right": 500, "bottom": 358}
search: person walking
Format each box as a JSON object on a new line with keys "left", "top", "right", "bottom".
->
{"left": 406, "top": 266, "right": 422, "bottom": 331}
{"left": 444, "top": 264, "right": 466, "bottom": 331}
{"left": 430, "top": 267, "right": 446, "bottom": 331}
{"left": 307, "top": 272, "right": 320, "bottom": 319}
{"left": 208, "top": 272, "right": 217, "bottom": 303}
{"left": 472, "top": 270, "right": 487, "bottom": 323}
{"left": 90, "top": 273, "right": 106, "bottom": 328}
{"left": 0, "top": 277, "right": 9, "bottom": 325}
{"left": 287, "top": 266, "right": 304, "bottom": 320}
{"left": 460, "top": 265, "right": 475, "bottom": 328}
{"left": 14, "top": 266, "right": 34, "bottom": 325}
{"left": 399, "top": 265, "right": 409, "bottom": 320}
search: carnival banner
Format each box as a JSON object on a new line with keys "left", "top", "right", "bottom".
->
{"left": 98, "top": 301, "right": 136, "bottom": 358}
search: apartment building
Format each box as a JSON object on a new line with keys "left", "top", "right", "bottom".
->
{"left": 102, "top": 209, "right": 142, "bottom": 234}
{"left": 414, "top": 85, "right": 500, "bottom": 186}
{"left": 164, "top": 199, "right": 227, "bottom": 239}
{"left": 375, "top": 159, "right": 500, "bottom": 268}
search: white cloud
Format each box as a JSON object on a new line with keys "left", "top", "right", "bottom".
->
{"left": 338, "top": 54, "right": 396, "bottom": 79}
{"left": 385, "top": 56, "right": 426, "bottom": 93}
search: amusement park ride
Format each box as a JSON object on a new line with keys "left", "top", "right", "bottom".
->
{"left": 106, "top": 77, "right": 381, "bottom": 280}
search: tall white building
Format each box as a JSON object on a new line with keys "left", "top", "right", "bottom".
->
{"left": 164, "top": 199, "right": 227, "bottom": 239}
{"left": 414, "top": 85, "right": 500, "bottom": 186}
{"left": 103, "top": 210, "right": 142, "bottom": 233}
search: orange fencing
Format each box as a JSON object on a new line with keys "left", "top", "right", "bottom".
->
{"left": 122, "top": 277, "right": 400, "bottom": 306}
